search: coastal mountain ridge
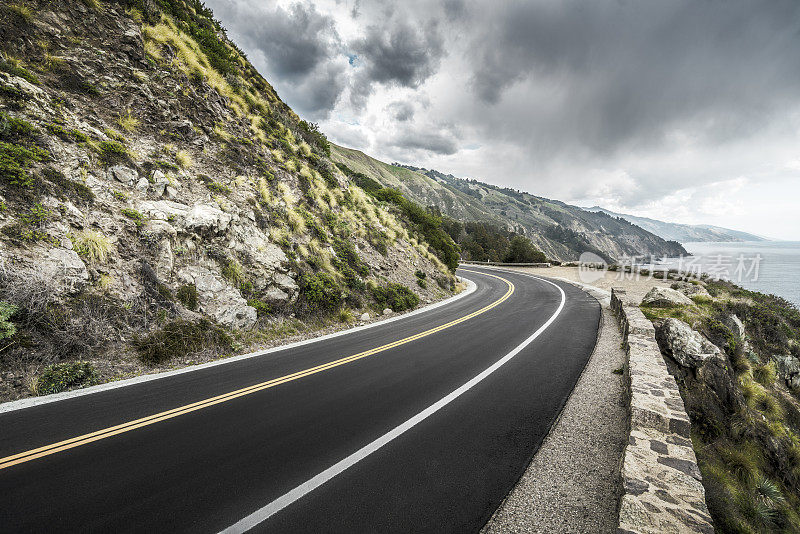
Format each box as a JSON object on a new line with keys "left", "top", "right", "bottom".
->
{"left": 586, "top": 206, "right": 768, "bottom": 243}
{"left": 331, "top": 144, "right": 687, "bottom": 263}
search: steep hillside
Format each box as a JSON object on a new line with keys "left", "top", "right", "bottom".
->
{"left": 588, "top": 207, "right": 767, "bottom": 243}
{"left": 0, "top": 0, "right": 455, "bottom": 400}
{"left": 332, "top": 145, "right": 687, "bottom": 262}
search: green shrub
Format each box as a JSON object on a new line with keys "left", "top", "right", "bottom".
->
{"left": 176, "top": 284, "right": 198, "bottom": 310}
{"left": 704, "top": 318, "right": 737, "bottom": 356}
{"left": 332, "top": 237, "right": 369, "bottom": 276}
{"left": 0, "top": 141, "right": 47, "bottom": 188}
{"left": 133, "top": 319, "right": 233, "bottom": 365}
{"left": 207, "top": 180, "right": 231, "bottom": 194}
{"left": 42, "top": 167, "right": 95, "bottom": 203}
{"left": 417, "top": 278, "right": 427, "bottom": 289}
{"left": 0, "top": 59, "right": 39, "bottom": 84}
{"left": 36, "top": 361, "right": 98, "bottom": 395}
{"left": 370, "top": 283, "right": 419, "bottom": 312}
{"left": 18, "top": 202, "right": 50, "bottom": 241}
{"left": 247, "top": 298, "right": 271, "bottom": 317}
{"left": 0, "top": 301, "right": 17, "bottom": 340}
{"left": 121, "top": 208, "right": 145, "bottom": 226}
{"left": 414, "top": 270, "right": 426, "bottom": 280}
{"left": 97, "top": 140, "right": 128, "bottom": 164}
{"left": 299, "top": 272, "right": 343, "bottom": 312}
{"left": 503, "top": 235, "right": 546, "bottom": 263}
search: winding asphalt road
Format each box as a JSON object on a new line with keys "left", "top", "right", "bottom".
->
{"left": 0, "top": 266, "right": 600, "bottom": 533}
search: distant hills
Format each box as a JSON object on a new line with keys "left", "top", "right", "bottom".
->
{"left": 331, "top": 145, "right": 687, "bottom": 262}
{"left": 586, "top": 207, "right": 767, "bottom": 243}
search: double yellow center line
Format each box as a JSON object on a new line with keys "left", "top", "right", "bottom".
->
{"left": 0, "top": 270, "right": 512, "bottom": 471}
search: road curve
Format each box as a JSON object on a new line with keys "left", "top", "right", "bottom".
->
{"left": 0, "top": 266, "right": 600, "bottom": 533}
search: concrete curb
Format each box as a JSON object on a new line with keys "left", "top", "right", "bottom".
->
{"left": 611, "top": 288, "right": 714, "bottom": 533}
{"left": 0, "top": 278, "right": 477, "bottom": 414}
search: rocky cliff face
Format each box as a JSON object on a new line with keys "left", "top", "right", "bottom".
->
{"left": 331, "top": 145, "right": 687, "bottom": 262}
{"left": 0, "top": 0, "right": 454, "bottom": 398}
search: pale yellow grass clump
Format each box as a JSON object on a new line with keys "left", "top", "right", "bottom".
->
{"left": 175, "top": 150, "right": 193, "bottom": 169}
{"left": 144, "top": 40, "right": 162, "bottom": 60}
{"left": 72, "top": 230, "right": 112, "bottom": 264}
{"left": 213, "top": 123, "right": 232, "bottom": 141}
{"left": 257, "top": 177, "right": 272, "bottom": 203}
{"left": 278, "top": 183, "right": 295, "bottom": 206}
{"left": 117, "top": 109, "right": 140, "bottom": 132}
{"left": 270, "top": 226, "right": 289, "bottom": 244}
{"left": 271, "top": 149, "right": 285, "bottom": 163}
{"left": 286, "top": 207, "right": 306, "bottom": 234}
{"left": 284, "top": 159, "right": 297, "bottom": 173}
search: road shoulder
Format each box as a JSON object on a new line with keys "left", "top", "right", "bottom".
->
{"left": 482, "top": 272, "right": 627, "bottom": 533}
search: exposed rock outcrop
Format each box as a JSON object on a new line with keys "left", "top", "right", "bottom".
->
{"left": 177, "top": 266, "right": 256, "bottom": 329}
{"left": 670, "top": 280, "right": 710, "bottom": 299}
{"left": 642, "top": 287, "right": 694, "bottom": 308}
{"left": 656, "top": 318, "right": 724, "bottom": 368}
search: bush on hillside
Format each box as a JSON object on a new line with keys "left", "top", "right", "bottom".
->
{"left": 370, "top": 283, "right": 419, "bottom": 312}
{"left": 298, "top": 272, "right": 343, "bottom": 313}
{"left": 133, "top": 319, "right": 232, "bottom": 365}
{"left": 503, "top": 235, "right": 546, "bottom": 263}
{"left": 36, "top": 361, "right": 98, "bottom": 395}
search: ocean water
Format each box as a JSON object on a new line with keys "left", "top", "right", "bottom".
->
{"left": 647, "top": 241, "right": 800, "bottom": 307}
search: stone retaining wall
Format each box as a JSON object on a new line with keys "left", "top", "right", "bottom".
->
{"left": 611, "top": 288, "right": 714, "bottom": 533}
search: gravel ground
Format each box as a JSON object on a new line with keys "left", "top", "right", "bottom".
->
{"left": 545, "top": 265, "right": 673, "bottom": 302}
{"left": 482, "top": 268, "right": 629, "bottom": 533}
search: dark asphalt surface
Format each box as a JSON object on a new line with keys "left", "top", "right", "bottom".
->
{"left": 0, "top": 266, "right": 600, "bottom": 533}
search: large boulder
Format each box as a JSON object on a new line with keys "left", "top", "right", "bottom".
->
{"left": 108, "top": 165, "right": 138, "bottom": 186}
{"left": 671, "top": 281, "right": 711, "bottom": 299}
{"left": 656, "top": 318, "right": 724, "bottom": 368}
{"left": 177, "top": 266, "right": 256, "bottom": 329}
{"left": 642, "top": 287, "right": 694, "bottom": 308}
{"left": 183, "top": 204, "right": 231, "bottom": 235}
{"left": 228, "top": 224, "right": 289, "bottom": 291}
{"left": 139, "top": 200, "right": 190, "bottom": 221}
{"left": 38, "top": 246, "right": 89, "bottom": 295}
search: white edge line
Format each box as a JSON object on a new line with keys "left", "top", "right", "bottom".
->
{"left": 219, "top": 273, "right": 566, "bottom": 534}
{"left": 0, "top": 278, "right": 477, "bottom": 414}
{"left": 465, "top": 265, "right": 612, "bottom": 305}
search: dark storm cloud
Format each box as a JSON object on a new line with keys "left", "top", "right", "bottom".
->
{"left": 464, "top": 0, "right": 800, "bottom": 157}
{"left": 203, "top": 0, "right": 346, "bottom": 117}
{"left": 350, "top": 18, "right": 445, "bottom": 107}
{"left": 391, "top": 126, "right": 458, "bottom": 155}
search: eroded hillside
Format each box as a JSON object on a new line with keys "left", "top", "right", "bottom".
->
{"left": 0, "top": 0, "right": 455, "bottom": 399}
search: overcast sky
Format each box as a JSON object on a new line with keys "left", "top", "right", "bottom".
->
{"left": 205, "top": 0, "right": 800, "bottom": 240}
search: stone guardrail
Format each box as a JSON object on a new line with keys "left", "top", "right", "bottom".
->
{"left": 459, "top": 261, "right": 551, "bottom": 268}
{"left": 611, "top": 288, "right": 714, "bottom": 533}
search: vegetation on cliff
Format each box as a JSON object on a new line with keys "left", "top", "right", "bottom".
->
{"left": 0, "top": 0, "right": 455, "bottom": 400}
{"left": 643, "top": 280, "right": 800, "bottom": 532}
